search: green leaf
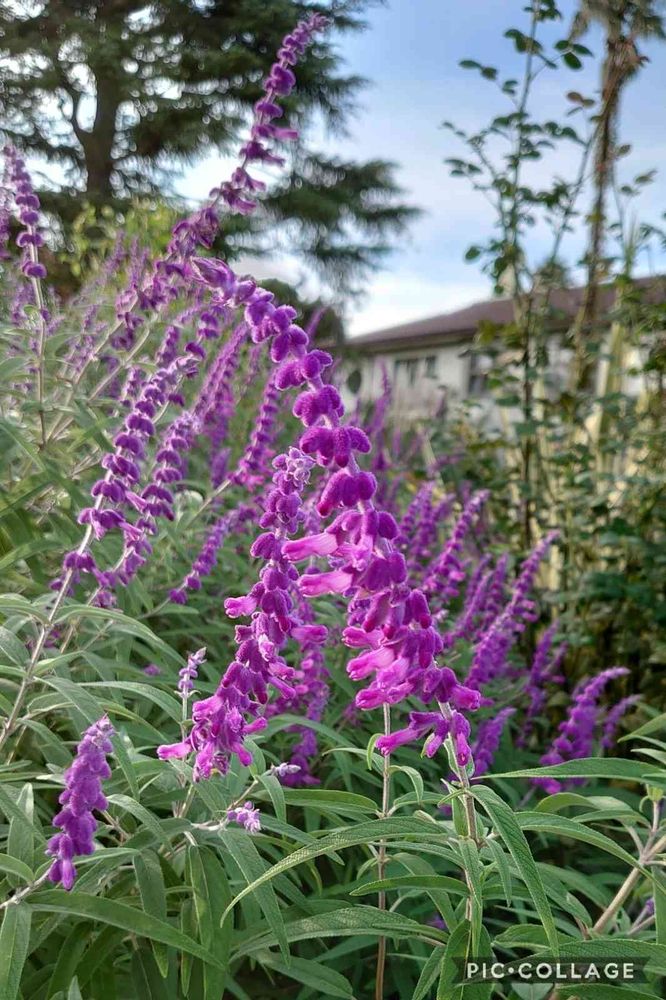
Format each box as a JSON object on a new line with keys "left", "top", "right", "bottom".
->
{"left": 134, "top": 851, "right": 169, "bottom": 978}
{"left": 0, "top": 626, "right": 26, "bottom": 666}
{"left": 111, "top": 733, "right": 140, "bottom": 800}
{"left": 390, "top": 851, "right": 459, "bottom": 929}
{"left": 41, "top": 676, "right": 106, "bottom": 727}
{"left": 219, "top": 829, "right": 289, "bottom": 960}
{"left": 29, "top": 891, "right": 226, "bottom": 969}
{"left": 437, "top": 920, "right": 493, "bottom": 999}
{"left": 653, "top": 871, "right": 666, "bottom": 946}
{"left": 46, "top": 922, "right": 91, "bottom": 999}
{"left": 351, "top": 874, "right": 468, "bottom": 897}
{"left": 257, "top": 772, "right": 286, "bottom": 824}
{"left": 535, "top": 792, "right": 593, "bottom": 814}
{"left": 472, "top": 787, "right": 558, "bottom": 954}
{"left": 186, "top": 846, "right": 231, "bottom": 1000}
{"left": 488, "top": 758, "right": 649, "bottom": 783}
{"left": 623, "top": 714, "right": 666, "bottom": 741}
{"left": 0, "top": 356, "right": 28, "bottom": 383}
{"left": 484, "top": 837, "right": 513, "bottom": 905}
{"left": 84, "top": 682, "right": 182, "bottom": 722}
{"left": 280, "top": 788, "right": 377, "bottom": 815}
{"left": 67, "top": 977, "right": 84, "bottom": 1000}
{"left": 367, "top": 732, "right": 381, "bottom": 770}
{"left": 131, "top": 947, "right": 170, "bottom": 999}
{"left": 0, "top": 593, "right": 48, "bottom": 622}
{"left": 53, "top": 605, "right": 180, "bottom": 663}
{"left": 0, "top": 786, "right": 44, "bottom": 844}
{"left": 0, "top": 904, "right": 32, "bottom": 1000}
{"left": 517, "top": 812, "right": 644, "bottom": 870}
{"left": 0, "top": 853, "right": 34, "bottom": 882}
{"left": 7, "top": 784, "right": 36, "bottom": 881}
{"left": 221, "top": 817, "right": 442, "bottom": 923}
{"left": 414, "top": 947, "right": 445, "bottom": 1000}
{"left": 234, "top": 904, "right": 444, "bottom": 957}
{"left": 529, "top": 938, "right": 666, "bottom": 976}
{"left": 107, "top": 794, "right": 171, "bottom": 849}
{"left": 261, "top": 954, "right": 354, "bottom": 999}
{"left": 563, "top": 51, "right": 583, "bottom": 69}
{"left": 390, "top": 764, "right": 424, "bottom": 803}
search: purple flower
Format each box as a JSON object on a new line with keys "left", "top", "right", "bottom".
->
{"left": 231, "top": 373, "right": 282, "bottom": 488}
{"left": 46, "top": 716, "right": 114, "bottom": 891}
{"left": 3, "top": 146, "right": 49, "bottom": 319}
{"left": 472, "top": 707, "right": 515, "bottom": 777}
{"left": 195, "top": 322, "right": 248, "bottom": 483}
{"left": 601, "top": 695, "right": 640, "bottom": 749}
{"left": 158, "top": 447, "right": 317, "bottom": 779}
{"left": 466, "top": 532, "right": 558, "bottom": 691}
{"left": 227, "top": 801, "right": 261, "bottom": 834}
{"left": 536, "top": 666, "right": 629, "bottom": 793}
{"left": 173, "top": 14, "right": 327, "bottom": 241}
{"left": 179, "top": 647, "right": 206, "bottom": 698}
{"left": 423, "top": 491, "right": 488, "bottom": 599}
{"left": 169, "top": 505, "right": 254, "bottom": 604}
{"left": 267, "top": 595, "right": 329, "bottom": 784}
{"left": 518, "top": 623, "right": 566, "bottom": 747}
{"left": 143, "top": 664, "right": 161, "bottom": 677}
{"left": 270, "top": 762, "right": 302, "bottom": 779}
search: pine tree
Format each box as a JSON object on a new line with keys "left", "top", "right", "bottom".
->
{"left": 0, "top": 0, "right": 415, "bottom": 290}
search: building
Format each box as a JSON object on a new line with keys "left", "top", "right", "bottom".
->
{"left": 341, "top": 278, "right": 665, "bottom": 422}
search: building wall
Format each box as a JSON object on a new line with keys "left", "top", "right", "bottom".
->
{"left": 341, "top": 327, "right": 652, "bottom": 425}
{"left": 341, "top": 341, "right": 471, "bottom": 420}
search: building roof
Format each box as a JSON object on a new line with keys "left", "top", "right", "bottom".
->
{"left": 348, "top": 276, "right": 666, "bottom": 354}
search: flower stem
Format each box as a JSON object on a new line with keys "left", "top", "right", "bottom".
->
{"left": 444, "top": 723, "right": 480, "bottom": 923}
{"left": 375, "top": 704, "right": 391, "bottom": 1000}
{"left": 593, "top": 831, "right": 666, "bottom": 935}
{"left": 0, "top": 565, "right": 76, "bottom": 754}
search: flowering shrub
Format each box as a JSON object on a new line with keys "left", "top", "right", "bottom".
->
{"left": 0, "top": 14, "right": 664, "bottom": 1000}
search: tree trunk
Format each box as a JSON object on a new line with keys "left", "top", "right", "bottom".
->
{"left": 81, "top": 76, "right": 120, "bottom": 203}
{"left": 573, "top": 42, "right": 618, "bottom": 390}
{"left": 573, "top": 28, "right": 640, "bottom": 392}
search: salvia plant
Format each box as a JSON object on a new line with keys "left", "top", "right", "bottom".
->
{"left": 0, "top": 10, "right": 665, "bottom": 1000}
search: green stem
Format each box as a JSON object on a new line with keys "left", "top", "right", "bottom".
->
{"left": 593, "top": 831, "right": 666, "bottom": 935}
{"left": 375, "top": 704, "right": 391, "bottom": 1000}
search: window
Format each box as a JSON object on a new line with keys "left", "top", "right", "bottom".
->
{"left": 467, "top": 352, "right": 491, "bottom": 396}
{"left": 424, "top": 355, "right": 437, "bottom": 378}
{"left": 394, "top": 357, "right": 419, "bottom": 386}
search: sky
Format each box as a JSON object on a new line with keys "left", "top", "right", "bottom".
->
{"left": 181, "top": 1, "right": 666, "bottom": 335}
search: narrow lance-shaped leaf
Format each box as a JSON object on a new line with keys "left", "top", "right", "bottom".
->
{"left": 472, "top": 786, "right": 559, "bottom": 954}
{"left": 0, "top": 904, "right": 32, "bottom": 1000}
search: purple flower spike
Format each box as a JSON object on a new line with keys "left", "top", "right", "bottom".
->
{"left": 518, "top": 623, "right": 566, "bottom": 747}
{"left": 46, "top": 716, "right": 114, "bottom": 891}
{"left": 466, "top": 532, "right": 559, "bottom": 691}
{"left": 179, "top": 647, "right": 206, "bottom": 698}
{"left": 169, "top": 505, "right": 254, "bottom": 603}
{"left": 536, "top": 666, "right": 629, "bottom": 793}
{"left": 601, "top": 694, "right": 640, "bottom": 749}
{"left": 3, "top": 145, "right": 49, "bottom": 321}
{"left": 423, "top": 491, "right": 489, "bottom": 604}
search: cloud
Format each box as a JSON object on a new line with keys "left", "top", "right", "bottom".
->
{"left": 347, "top": 271, "right": 491, "bottom": 336}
